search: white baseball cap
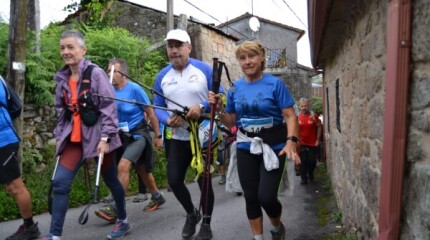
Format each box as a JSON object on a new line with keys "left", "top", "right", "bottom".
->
{"left": 164, "top": 29, "right": 191, "bottom": 44}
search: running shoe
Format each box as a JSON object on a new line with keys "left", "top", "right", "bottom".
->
{"left": 42, "top": 233, "right": 61, "bottom": 240}
{"left": 6, "top": 223, "right": 41, "bottom": 240}
{"left": 95, "top": 205, "right": 117, "bottom": 223}
{"left": 133, "top": 193, "right": 148, "bottom": 202}
{"left": 182, "top": 210, "right": 202, "bottom": 238}
{"left": 218, "top": 175, "right": 226, "bottom": 185}
{"left": 195, "top": 223, "right": 213, "bottom": 240}
{"left": 270, "top": 222, "right": 286, "bottom": 240}
{"left": 143, "top": 194, "right": 166, "bottom": 212}
{"left": 107, "top": 220, "right": 132, "bottom": 240}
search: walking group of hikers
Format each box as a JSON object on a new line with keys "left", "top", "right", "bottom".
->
{"left": 0, "top": 28, "right": 322, "bottom": 240}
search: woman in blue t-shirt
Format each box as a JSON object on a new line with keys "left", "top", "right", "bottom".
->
{"left": 209, "top": 40, "right": 300, "bottom": 240}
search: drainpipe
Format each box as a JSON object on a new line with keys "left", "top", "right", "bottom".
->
{"left": 378, "top": 0, "right": 412, "bottom": 239}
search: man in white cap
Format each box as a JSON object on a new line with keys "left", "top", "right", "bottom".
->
{"left": 153, "top": 29, "right": 222, "bottom": 240}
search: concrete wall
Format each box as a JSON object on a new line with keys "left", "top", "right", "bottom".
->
{"left": 400, "top": 0, "right": 430, "bottom": 239}
{"left": 322, "top": 0, "right": 386, "bottom": 238}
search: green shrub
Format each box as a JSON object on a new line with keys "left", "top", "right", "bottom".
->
{"left": 311, "top": 96, "right": 323, "bottom": 114}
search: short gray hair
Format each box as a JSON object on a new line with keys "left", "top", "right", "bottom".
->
{"left": 109, "top": 58, "right": 129, "bottom": 76}
{"left": 60, "top": 30, "right": 86, "bottom": 48}
{"left": 299, "top": 97, "right": 309, "bottom": 104}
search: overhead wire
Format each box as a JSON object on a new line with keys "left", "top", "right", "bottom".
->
{"left": 280, "top": 0, "right": 307, "bottom": 29}
{"left": 180, "top": 0, "right": 305, "bottom": 66}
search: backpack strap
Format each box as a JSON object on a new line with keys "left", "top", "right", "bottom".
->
{"left": 0, "top": 76, "right": 9, "bottom": 107}
{"left": 79, "top": 65, "right": 95, "bottom": 95}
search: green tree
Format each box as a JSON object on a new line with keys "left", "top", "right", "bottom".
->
{"left": 311, "top": 96, "right": 323, "bottom": 115}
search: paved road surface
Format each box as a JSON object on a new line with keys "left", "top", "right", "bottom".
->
{"left": 0, "top": 171, "right": 332, "bottom": 240}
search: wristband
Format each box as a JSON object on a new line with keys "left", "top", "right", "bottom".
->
{"left": 286, "top": 136, "right": 298, "bottom": 143}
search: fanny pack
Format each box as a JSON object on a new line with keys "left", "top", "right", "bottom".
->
{"left": 239, "top": 123, "right": 287, "bottom": 145}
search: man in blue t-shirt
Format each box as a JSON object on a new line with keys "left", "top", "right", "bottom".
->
{"left": 95, "top": 59, "right": 165, "bottom": 223}
{"left": 1, "top": 76, "right": 41, "bottom": 240}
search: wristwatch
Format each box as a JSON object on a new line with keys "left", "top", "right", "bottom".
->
{"left": 199, "top": 103, "right": 205, "bottom": 113}
{"left": 286, "top": 136, "right": 299, "bottom": 143}
{"left": 156, "top": 134, "right": 162, "bottom": 139}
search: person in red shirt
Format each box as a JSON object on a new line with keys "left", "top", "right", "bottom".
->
{"left": 298, "top": 98, "right": 322, "bottom": 184}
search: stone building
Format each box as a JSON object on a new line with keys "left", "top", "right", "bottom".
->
{"left": 308, "top": 0, "right": 429, "bottom": 239}
{"left": 218, "top": 12, "right": 318, "bottom": 99}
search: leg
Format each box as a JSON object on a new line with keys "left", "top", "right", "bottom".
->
{"left": 5, "top": 178, "right": 32, "bottom": 218}
{"left": 50, "top": 143, "right": 83, "bottom": 236}
{"left": 258, "top": 153, "right": 286, "bottom": 240}
{"left": 137, "top": 165, "right": 166, "bottom": 211}
{"left": 236, "top": 149, "right": 264, "bottom": 236}
{"left": 167, "top": 140, "right": 194, "bottom": 213}
{"left": 101, "top": 151, "right": 127, "bottom": 221}
{"left": 168, "top": 140, "right": 201, "bottom": 238}
{"left": 117, "top": 158, "right": 132, "bottom": 192}
{"left": 308, "top": 147, "right": 317, "bottom": 181}
{"left": 299, "top": 147, "right": 311, "bottom": 184}
{"left": 1, "top": 143, "right": 41, "bottom": 239}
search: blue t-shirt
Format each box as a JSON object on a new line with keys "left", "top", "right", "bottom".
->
{"left": 225, "top": 73, "right": 295, "bottom": 150}
{"left": 115, "top": 81, "right": 150, "bottom": 131}
{"left": 0, "top": 78, "right": 19, "bottom": 147}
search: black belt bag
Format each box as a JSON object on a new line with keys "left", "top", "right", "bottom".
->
{"left": 239, "top": 124, "right": 287, "bottom": 145}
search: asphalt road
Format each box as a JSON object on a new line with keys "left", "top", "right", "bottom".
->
{"left": 0, "top": 169, "right": 333, "bottom": 240}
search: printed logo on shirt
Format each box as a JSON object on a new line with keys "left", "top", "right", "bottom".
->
{"left": 188, "top": 74, "right": 199, "bottom": 83}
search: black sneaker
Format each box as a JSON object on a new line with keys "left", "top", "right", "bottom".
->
{"left": 6, "top": 222, "right": 41, "bottom": 240}
{"left": 195, "top": 223, "right": 213, "bottom": 240}
{"left": 270, "top": 222, "right": 286, "bottom": 240}
{"left": 182, "top": 210, "right": 202, "bottom": 238}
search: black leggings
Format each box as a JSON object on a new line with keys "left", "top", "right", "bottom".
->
{"left": 236, "top": 148, "right": 286, "bottom": 220}
{"left": 167, "top": 139, "right": 214, "bottom": 216}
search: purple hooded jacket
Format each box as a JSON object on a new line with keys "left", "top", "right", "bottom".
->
{"left": 53, "top": 59, "right": 121, "bottom": 159}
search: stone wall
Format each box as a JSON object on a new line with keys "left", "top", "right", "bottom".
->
{"left": 322, "top": 0, "right": 386, "bottom": 238}
{"left": 401, "top": 0, "right": 430, "bottom": 238}
{"left": 188, "top": 25, "right": 242, "bottom": 90}
{"left": 22, "top": 104, "right": 57, "bottom": 150}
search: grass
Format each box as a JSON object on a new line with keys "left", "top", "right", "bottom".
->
{"left": 0, "top": 145, "right": 196, "bottom": 222}
{"left": 314, "top": 163, "right": 358, "bottom": 240}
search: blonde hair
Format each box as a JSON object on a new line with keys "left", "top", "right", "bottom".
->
{"left": 235, "top": 40, "right": 266, "bottom": 71}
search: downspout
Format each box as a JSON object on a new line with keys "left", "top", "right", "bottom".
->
{"left": 378, "top": 0, "right": 412, "bottom": 239}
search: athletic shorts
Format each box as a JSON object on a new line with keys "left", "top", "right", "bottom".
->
{"left": 121, "top": 136, "right": 155, "bottom": 171}
{"left": 0, "top": 143, "right": 21, "bottom": 184}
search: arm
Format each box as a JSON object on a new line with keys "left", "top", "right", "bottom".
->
{"left": 94, "top": 67, "right": 118, "bottom": 153}
{"left": 208, "top": 91, "right": 236, "bottom": 129}
{"left": 145, "top": 106, "right": 163, "bottom": 150}
{"left": 279, "top": 107, "right": 300, "bottom": 164}
{"left": 316, "top": 115, "right": 322, "bottom": 146}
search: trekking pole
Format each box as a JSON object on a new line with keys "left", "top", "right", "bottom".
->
{"left": 78, "top": 152, "right": 104, "bottom": 225}
{"left": 199, "top": 58, "right": 222, "bottom": 215}
{"left": 115, "top": 70, "right": 189, "bottom": 113}
{"left": 93, "top": 93, "right": 187, "bottom": 118}
{"left": 48, "top": 155, "right": 60, "bottom": 215}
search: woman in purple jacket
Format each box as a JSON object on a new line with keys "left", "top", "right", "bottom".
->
{"left": 43, "top": 30, "right": 129, "bottom": 240}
